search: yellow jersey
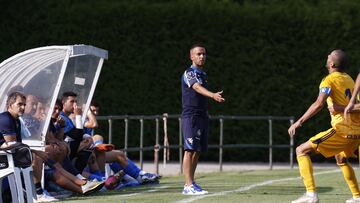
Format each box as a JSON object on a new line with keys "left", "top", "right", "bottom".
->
{"left": 319, "top": 71, "right": 360, "bottom": 135}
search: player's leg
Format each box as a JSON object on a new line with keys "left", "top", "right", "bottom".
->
{"left": 106, "top": 150, "right": 159, "bottom": 184}
{"left": 190, "top": 152, "right": 200, "bottom": 183}
{"left": 335, "top": 153, "right": 360, "bottom": 202}
{"left": 292, "top": 128, "right": 337, "bottom": 203}
{"left": 182, "top": 116, "right": 206, "bottom": 195}
{"left": 82, "top": 151, "right": 104, "bottom": 181}
{"left": 105, "top": 150, "right": 138, "bottom": 179}
{"left": 191, "top": 116, "right": 209, "bottom": 193}
{"left": 293, "top": 128, "right": 349, "bottom": 203}
{"left": 182, "top": 117, "right": 198, "bottom": 186}
{"left": 292, "top": 140, "right": 318, "bottom": 203}
{"left": 334, "top": 138, "right": 360, "bottom": 203}
{"left": 183, "top": 150, "right": 194, "bottom": 186}
{"left": 85, "top": 151, "right": 106, "bottom": 180}
{"left": 296, "top": 141, "right": 316, "bottom": 192}
{"left": 50, "top": 166, "right": 104, "bottom": 195}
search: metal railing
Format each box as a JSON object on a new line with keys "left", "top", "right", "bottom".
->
{"left": 96, "top": 114, "right": 295, "bottom": 174}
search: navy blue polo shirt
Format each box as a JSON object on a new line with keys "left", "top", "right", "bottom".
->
{"left": 0, "top": 111, "right": 22, "bottom": 146}
{"left": 181, "top": 66, "right": 209, "bottom": 118}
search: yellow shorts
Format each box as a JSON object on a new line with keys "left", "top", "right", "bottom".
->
{"left": 309, "top": 128, "right": 360, "bottom": 158}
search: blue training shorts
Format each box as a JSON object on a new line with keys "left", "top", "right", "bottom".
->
{"left": 182, "top": 116, "right": 209, "bottom": 152}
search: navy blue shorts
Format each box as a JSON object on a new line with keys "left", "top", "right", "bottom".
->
{"left": 44, "top": 168, "right": 56, "bottom": 182}
{"left": 182, "top": 116, "right": 209, "bottom": 152}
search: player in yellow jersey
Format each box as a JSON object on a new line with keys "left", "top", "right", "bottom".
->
{"left": 288, "top": 49, "right": 360, "bottom": 203}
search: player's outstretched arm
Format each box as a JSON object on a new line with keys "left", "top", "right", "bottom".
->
{"left": 192, "top": 82, "right": 225, "bottom": 103}
{"left": 288, "top": 93, "right": 328, "bottom": 137}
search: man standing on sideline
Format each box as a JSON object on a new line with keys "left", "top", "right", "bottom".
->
{"left": 181, "top": 44, "right": 225, "bottom": 195}
{"left": 288, "top": 50, "right": 360, "bottom": 203}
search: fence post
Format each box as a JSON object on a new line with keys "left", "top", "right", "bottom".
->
{"left": 124, "top": 118, "right": 129, "bottom": 156}
{"left": 290, "top": 119, "right": 294, "bottom": 169}
{"left": 163, "top": 114, "right": 169, "bottom": 169}
{"left": 154, "top": 118, "right": 160, "bottom": 174}
{"left": 140, "top": 118, "right": 144, "bottom": 170}
{"left": 108, "top": 118, "right": 113, "bottom": 144}
{"left": 269, "top": 118, "right": 273, "bottom": 170}
{"left": 179, "top": 117, "right": 183, "bottom": 174}
{"left": 219, "top": 118, "right": 224, "bottom": 172}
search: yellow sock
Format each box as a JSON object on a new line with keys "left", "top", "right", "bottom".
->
{"left": 297, "top": 155, "right": 315, "bottom": 192}
{"left": 339, "top": 163, "right": 360, "bottom": 197}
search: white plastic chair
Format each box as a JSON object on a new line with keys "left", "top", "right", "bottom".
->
{"left": 0, "top": 145, "right": 36, "bottom": 203}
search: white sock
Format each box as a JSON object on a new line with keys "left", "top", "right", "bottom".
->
{"left": 306, "top": 192, "right": 317, "bottom": 197}
{"left": 76, "top": 174, "right": 87, "bottom": 180}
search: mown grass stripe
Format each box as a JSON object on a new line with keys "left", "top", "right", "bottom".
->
{"left": 112, "top": 185, "right": 170, "bottom": 197}
{"left": 176, "top": 169, "right": 340, "bottom": 203}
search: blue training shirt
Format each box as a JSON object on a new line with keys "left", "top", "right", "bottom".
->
{"left": 60, "top": 111, "right": 75, "bottom": 134}
{"left": 181, "top": 66, "right": 209, "bottom": 118}
{"left": 0, "top": 111, "right": 22, "bottom": 146}
{"left": 83, "top": 118, "right": 94, "bottom": 135}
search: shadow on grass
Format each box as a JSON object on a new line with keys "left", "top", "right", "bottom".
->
{"left": 240, "top": 186, "right": 334, "bottom": 196}
{"left": 59, "top": 183, "right": 174, "bottom": 202}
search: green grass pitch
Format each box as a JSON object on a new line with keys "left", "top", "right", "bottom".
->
{"left": 59, "top": 168, "right": 357, "bottom": 203}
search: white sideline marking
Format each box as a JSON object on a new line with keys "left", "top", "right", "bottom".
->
{"left": 176, "top": 169, "right": 340, "bottom": 203}
{"left": 115, "top": 185, "right": 169, "bottom": 197}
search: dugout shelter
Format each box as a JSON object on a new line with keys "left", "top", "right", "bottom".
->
{"left": 0, "top": 45, "right": 108, "bottom": 148}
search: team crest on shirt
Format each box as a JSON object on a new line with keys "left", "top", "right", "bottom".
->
{"left": 186, "top": 71, "right": 196, "bottom": 80}
{"left": 187, "top": 138, "right": 193, "bottom": 145}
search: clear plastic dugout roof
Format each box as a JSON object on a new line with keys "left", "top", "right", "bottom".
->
{"left": 0, "top": 45, "right": 108, "bottom": 147}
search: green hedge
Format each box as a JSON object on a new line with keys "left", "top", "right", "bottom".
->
{"left": 1, "top": 0, "right": 360, "bottom": 162}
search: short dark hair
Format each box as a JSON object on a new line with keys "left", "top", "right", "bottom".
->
{"left": 190, "top": 44, "right": 205, "bottom": 52}
{"left": 6, "top": 91, "right": 26, "bottom": 109}
{"left": 61, "top": 91, "right": 77, "bottom": 103}
{"left": 55, "top": 99, "right": 63, "bottom": 110}
{"left": 331, "top": 49, "right": 347, "bottom": 70}
{"left": 91, "top": 100, "right": 99, "bottom": 108}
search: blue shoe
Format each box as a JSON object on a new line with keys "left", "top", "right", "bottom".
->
{"left": 192, "top": 181, "right": 208, "bottom": 194}
{"left": 182, "top": 184, "right": 207, "bottom": 195}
